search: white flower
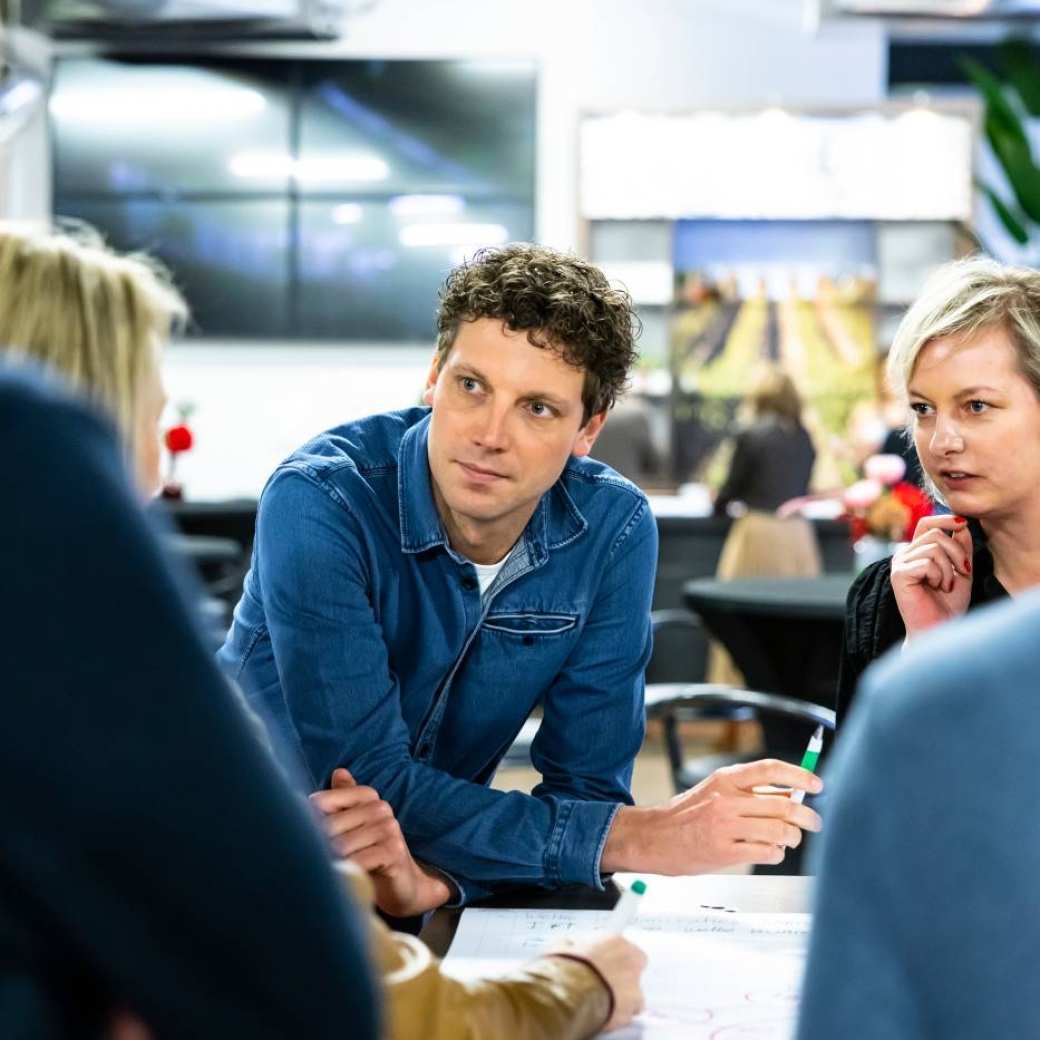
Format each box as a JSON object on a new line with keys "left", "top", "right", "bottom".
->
{"left": 844, "top": 478, "right": 883, "bottom": 511}
{"left": 864, "top": 453, "right": 907, "bottom": 487}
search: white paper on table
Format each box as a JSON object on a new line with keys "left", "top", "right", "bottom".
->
{"left": 443, "top": 907, "right": 810, "bottom": 1039}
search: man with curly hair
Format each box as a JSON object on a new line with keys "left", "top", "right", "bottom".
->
{"left": 219, "top": 244, "right": 821, "bottom": 911}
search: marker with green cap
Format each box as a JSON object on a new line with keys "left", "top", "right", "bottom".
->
{"left": 609, "top": 879, "right": 647, "bottom": 933}
{"left": 790, "top": 724, "right": 824, "bottom": 805}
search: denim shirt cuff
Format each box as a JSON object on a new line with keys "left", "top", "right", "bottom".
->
{"left": 437, "top": 865, "right": 486, "bottom": 909}
{"left": 547, "top": 799, "right": 623, "bottom": 890}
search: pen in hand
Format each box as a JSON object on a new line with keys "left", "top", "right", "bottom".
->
{"left": 790, "top": 724, "right": 824, "bottom": 806}
{"left": 608, "top": 879, "right": 647, "bottom": 933}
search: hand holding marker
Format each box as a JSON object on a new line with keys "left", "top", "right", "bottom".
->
{"left": 609, "top": 879, "right": 647, "bottom": 933}
{"left": 790, "top": 725, "right": 824, "bottom": 805}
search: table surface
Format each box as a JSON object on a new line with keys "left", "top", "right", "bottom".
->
{"left": 683, "top": 574, "right": 853, "bottom": 620}
{"left": 421, "top": 873, "right": 814, "bottom": 958}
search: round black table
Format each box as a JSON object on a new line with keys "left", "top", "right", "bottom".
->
{"left": 682, "top": 574, "right": 853, "bottom": 719}
{"left": 684, "top": 575, "right": 851, "bottom": 621}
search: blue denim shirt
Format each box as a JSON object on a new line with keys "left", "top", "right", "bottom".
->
{"left": 217, "top": 406, "right": 656, "bottom": 903}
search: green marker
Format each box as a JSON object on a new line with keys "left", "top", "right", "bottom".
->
{"left": 609, "top": 879, "right": 647, "bottom": 932}
{"left": 790, "top": 724, "right": 824, "bottom": 805}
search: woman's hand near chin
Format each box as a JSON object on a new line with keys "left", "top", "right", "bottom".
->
{"left": 890, "top": 514, "right": 974, "bottom": 639}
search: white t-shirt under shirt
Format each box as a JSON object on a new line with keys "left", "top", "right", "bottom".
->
{"left": 472, "top": 556, "right": 508, "bottom": 597}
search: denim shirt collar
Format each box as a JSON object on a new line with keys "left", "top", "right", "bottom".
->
{"left": 396, "top": 410, "right": 588, "bottom": 561}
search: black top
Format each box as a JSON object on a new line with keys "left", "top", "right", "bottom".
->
{"left": 836, "top": 523, "right": 1009, "bottom": 725}
{"left": 0, "top": 369, "right": 379, "bottom": 1039}
{"left": 714, "top": 418, "right": 816, "bottom": 516}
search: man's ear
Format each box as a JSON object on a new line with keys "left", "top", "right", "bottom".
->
{"left": 422, "top": 352, "right": 441, "bottom": 406}
{"left": 571, "top": 410, "right": 608, "bottom": 458}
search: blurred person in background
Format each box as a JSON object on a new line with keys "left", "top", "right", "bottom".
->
{"left": 837, "top": 257, "right": 1040, "bottom": 724}
{"left": 589, "top": 394, "right": 661, "bottom": 488}
{"left": 0, "top": 224, "right": 647, "bottom": 1040}
{"left": 709, "top": 364, "right": 819, "bottom": 684}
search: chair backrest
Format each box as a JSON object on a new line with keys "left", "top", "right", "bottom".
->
{"left": 647, "top": 609, "right": 708, "bottom": 685}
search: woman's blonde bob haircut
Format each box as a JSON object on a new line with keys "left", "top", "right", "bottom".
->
{"left": 887, "top": 255, "right": 1040, "bottom": 400}
{"left": 0, "top": 221, "right": 187, "bottom": 440}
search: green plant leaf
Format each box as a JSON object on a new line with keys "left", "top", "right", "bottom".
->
{"left": 996, "top": 146, "right": 1040, "bottom": 225}
{"left": 981, "top": 114, "right": 1040, "bottom": 224}
{"left": 999, "top": 38, "right": 1040, "bottom": 118}
{"left": 976, "top": 179, "right": 1031, "bottom": 244}
{"left": 985, "top": 111, "right": 1026, "bottom": 172}
{"left": 960, "top": 56, "right": 1030, "bottom": 152}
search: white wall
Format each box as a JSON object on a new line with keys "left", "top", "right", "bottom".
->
{"left": 1, "top": 107, "right": 50, "bottom": 222}
{"left": 163, "top": 342, "right": 432, "bottom": 498}
{"left": 38, "top": 1, "right": 887, "bottom": 498}
{"left": 1, "top": 29, "right": 52, "bottom": 222}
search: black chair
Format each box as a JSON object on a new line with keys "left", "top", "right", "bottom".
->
{"left": 160, "top": 497, "right": 259, "bottom": 557}
{"left": 643, "top": 673, "right": 835, "bottom": 876}
{"left": 164, "top": 533, "right": 246, "bottom": 644}
{"left": 646, "top": 608, "right": 709, "bottom": 684}
{"left": 644, "top": 681, "right": 835, "bottom": 790}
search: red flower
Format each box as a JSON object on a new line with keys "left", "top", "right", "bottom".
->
{"left": 846, "top": 514, "right": 870, "bottom": 543}
{"left": 890, "top": 481, "right": 933, "bottom": 541}
{"left": 165, "top": 424, "right": 194, "bottom": 454}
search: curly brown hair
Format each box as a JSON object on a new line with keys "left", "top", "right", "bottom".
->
{"left": 435, "top": 243, "right": 640, "bottom": 425}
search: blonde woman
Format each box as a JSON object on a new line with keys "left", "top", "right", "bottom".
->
{"left": 837, "top": 256, "right": 1040, "bottom": 723}
{"left": 0, "top": 222, "right": 184, "bottom": 497}
{"left": 0, "top": 222, "right": 645, "bottom": 1040}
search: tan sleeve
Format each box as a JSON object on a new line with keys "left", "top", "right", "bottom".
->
{"left": 336, "top": 863, "right": 611, "bottom": 1040}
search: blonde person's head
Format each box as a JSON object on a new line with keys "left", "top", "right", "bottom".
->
{"left": 0, "top": 221, "right": 187, "bottom": 491}
{"left": 887, "top": 256, "right": 1040, "bottom": 402}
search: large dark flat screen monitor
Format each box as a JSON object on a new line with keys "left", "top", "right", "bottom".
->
{"left": 51, "top": 55, "right": 537, "bottom": 342}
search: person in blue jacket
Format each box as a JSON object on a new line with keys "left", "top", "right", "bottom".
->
{"left": 220, "top": 243, "right": 822, "bottom": 909}
{"left": 799, "top": 590, "right": 1040, "bottom": 1038}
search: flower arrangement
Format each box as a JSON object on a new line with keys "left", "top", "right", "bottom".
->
{"left": 843, "top": 454, "right": 933, "bottom": 544}
{"left": 160, "top": 402, "right": 196, "bottom": 500}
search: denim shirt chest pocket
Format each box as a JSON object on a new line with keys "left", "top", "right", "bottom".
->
{"left": 481, "top": 611, "right": 578, "bottom": 642}
{"left": 468, "top": 610, "right": 582, "bottom": 684}
{"left": 432, "top": 608, "right": 583, "bottom": 770}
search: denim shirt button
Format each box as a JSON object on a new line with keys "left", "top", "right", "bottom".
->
{"left": 461, "top": 575, "right": 477, "bottom": 591}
